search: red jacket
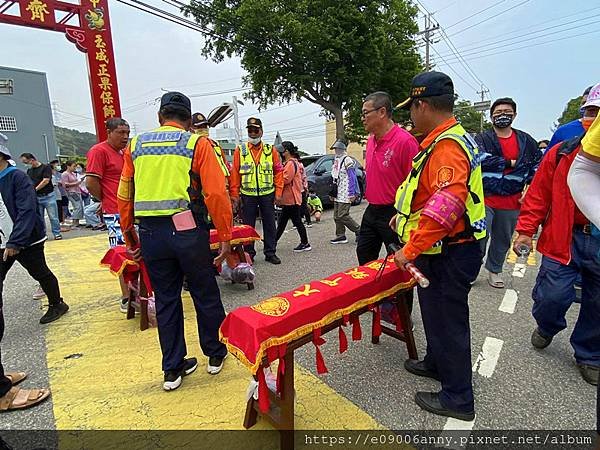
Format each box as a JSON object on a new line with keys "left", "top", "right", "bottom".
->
{"left": 516, "top": 141, "right": 586, "bottom": 265}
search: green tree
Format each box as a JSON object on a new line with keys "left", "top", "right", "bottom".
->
{"left": 184, "top": 0, "right": 421, "bottom": 141}
{"left": 454, "top": 100, "right": 492, "bottom": 134}
{"left": 54, "top": 126, "right": 97, "bottom": 157}
{"left": 556, "top": 96, "right": 582, "bottom": 128}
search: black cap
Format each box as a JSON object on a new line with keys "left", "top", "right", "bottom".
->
{"left": 246, "top": 117, "right": 262, "bottom": 129}
{"left": 160, "top": 91, "right": 191, "bottom": 114}
{"left": 191, "top": 112, "right": 208, "bottom": 127}
{"left": 396, "top": 71, "right": 454, "bottom": 110}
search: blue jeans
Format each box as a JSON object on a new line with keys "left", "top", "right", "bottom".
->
{"left": 37, "top": 192, "right": 61, "bottom": 237}
{"left": 480, "top": 206, "right": 519, "bottom": 274}
{"left": 84, "top": 201, "right": 101, "bottom": 227}
{"left": 532, "top": 230, "right": 600, "bottom": 366}
{"left": 138, "top": 217, "right": 227, "bottom": 372}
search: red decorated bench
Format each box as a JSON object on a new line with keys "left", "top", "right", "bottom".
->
{"left": 100, "top": 225, "right": 262, "bottom": 330}
{"left": 220, "top": 256, "right": 417, "bottom": 450}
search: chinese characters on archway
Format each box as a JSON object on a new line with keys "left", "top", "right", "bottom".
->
{"left": 94, "top": 34, "right": 116, "bottom": 118}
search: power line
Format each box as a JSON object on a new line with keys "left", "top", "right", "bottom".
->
{"left": 448, "top": 0, "right": 532, "bottom": 38}
{"left": 438, "top": 26, "right": 600, "bottom": 65}
{"left": 445, "top": 0, "right": 509, "bottom": 29}
{"left": 430, "top": 46, "right": 478, "bottom": 93}
{"left": 438, "top": 5, "right": 600, "bottom": 57}
{"left": 437, "top": 14, "right": 600, "bottom": 61}
{"left": 414, "top": 0, "right": 485, "bottom": 94}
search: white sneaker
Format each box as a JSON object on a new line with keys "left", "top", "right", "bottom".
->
{"left": 207, "top": 353, "right": 228, "bottom": 375}
{"left": 487, "top": 272, "right": 504, "bottom": 288}
{"left": 32, "top": 285, "right": 47, "bottom": 300}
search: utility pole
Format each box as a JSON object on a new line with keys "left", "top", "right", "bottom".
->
{"left": 232, "top": 95, "right": 241, "bottom": 146}
{"left": 476, "top": 84, "right": 490, "bottom": 132}
{"left": 52, "top": 101, "right": 60, "bottom": 126}
{"left": 418, "top": 13, "right": 439, "bottom": 71}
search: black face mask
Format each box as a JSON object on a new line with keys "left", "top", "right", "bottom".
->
{"left": 493, "top": 114, "right": 514, "bottom": 129}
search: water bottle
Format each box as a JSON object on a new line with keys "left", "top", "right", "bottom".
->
{"left": 516, "top": 244, "right": 530, "bottom": 265}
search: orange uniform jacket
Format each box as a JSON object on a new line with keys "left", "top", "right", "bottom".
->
{"left": 118, "top": 121, "right": 233, "bottom": 246}
{"left": 229, "top": 142, "right": 284, "bottom": 199}
{"left": 402, "top": 117, "right": 472, "bottom": 260}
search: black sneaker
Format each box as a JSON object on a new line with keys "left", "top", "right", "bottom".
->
{"left": 330, "top": 236, "right": 348, "bottom": 244}
{"left": 578, "top": 363, "right": 599, "bottom": 386}
{"left": 265, "top": 255, "right": 281, "bottom": 265}
{"left": 207, "top": 354, "right": 227, "bottom": 375}
{"left": 40, "top": 301, "right": 69, "bottom": 324}
{"left": 293, "top": 243, "right": 312, "bottom": 253}
{"left": 163, "top": 357, "right": 198, "bottom": 391}
{"left": 531, "top": 327, "right": 553, "bottom": 349}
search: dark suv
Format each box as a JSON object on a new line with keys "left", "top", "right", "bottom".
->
{"left": 300, "top": 154, "right": 366, "bottom": 207}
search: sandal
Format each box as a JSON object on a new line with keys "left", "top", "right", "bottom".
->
{"left": 0, "top": 386, "right": 51, "bottom": 412}
{"left": 5, "top": 372, "right": 27, "bottom": 386}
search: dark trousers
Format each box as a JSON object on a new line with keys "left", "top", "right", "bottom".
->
{"left": 300, "top": 192, "right": 311, "bottom": 224}
{"left": 241, "top": 193, "right": 277, "bottom": 258}
{"left": 0, "top": 301, "right": 9, "bottom": 397}
{"left": 139, "top": 217, "right": 227, "bottom": 372}
{"left": 532, "top": 230, "right": 600, "bottom": 366}
{"left": 275, "top": 205, "right": 308, "bottom": 244}
{"left": 0, "top": 242, "right": 62, "bottom": 397}
{"left": 357, "top": 204, "right": 399, "bottom": 265}
{"left": 56, "top": 200, "right": 64, "bottom": 223}
{"left": 415, "top": 241, "right": 482, "bottom": 413}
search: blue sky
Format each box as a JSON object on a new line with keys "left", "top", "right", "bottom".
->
{"left": 0, "top": 0, "right": 598, "bottom": 153}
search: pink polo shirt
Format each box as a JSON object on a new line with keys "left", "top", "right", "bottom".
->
{"left": 364, "top": 123, "right": 419, "bottom": 205}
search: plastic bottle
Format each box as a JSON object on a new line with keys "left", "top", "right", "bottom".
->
{"left": 516, "top": 244, "right": 530, "bottom": 265}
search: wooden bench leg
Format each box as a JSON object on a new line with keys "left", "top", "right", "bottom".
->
{"left": 280, "top": 352, "right": 295, "bottom": 449}
{"left": 243, "top": 388, "right": 259, "bottom": 429}
{"left": 371, "top": 311, "right": 380, "bottom": 344}
{"left": 396, "top": 291, "right": 418, "bottom": 360}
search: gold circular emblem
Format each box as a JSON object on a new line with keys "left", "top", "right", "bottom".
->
{"left": 251, "top": 297, "right": 290, "bottom": 317}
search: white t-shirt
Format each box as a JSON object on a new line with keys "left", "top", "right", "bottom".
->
{"left": 332, "top": 155, "right": 355, "bottom": 204}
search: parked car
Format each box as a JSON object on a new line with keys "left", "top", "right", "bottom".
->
{"left": 300, "top": 154, "right": 366, "bottom": 207}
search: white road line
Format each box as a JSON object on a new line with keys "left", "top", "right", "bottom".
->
{"left": 438, "top": 417, "right": 476, "bottom": 449}
{"left": 512, "top": 263, "right": 526, "bottom": 278}
{"left": 499, "top": 289, "right": 518, "bottom": 314}
{"left": 444, "top": 417, "right": 476, "bottom": 431}
{"left": 472, "top": 336, "right": 504, "bottom": 378}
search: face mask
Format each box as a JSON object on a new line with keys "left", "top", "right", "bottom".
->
{"left": 76, "top": 167, "right": 83, "bottom": 174}
{"left": 493, "top": 114, "right": 514, "bottom": 129}
{"left": 335, "top": 149, "right": 345, "bottom": 156}
{"left": 248, "top": 137, "right": 261, "bottom": 145}
{"left": 582, "top": 116, "right": 596, "bottom": 131}
{"left": 309, "top": 194, "right": 316, "bottom": 199}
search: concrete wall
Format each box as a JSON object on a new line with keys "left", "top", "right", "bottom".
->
{"left": 0, "top": 66, "right": 57, "bottom": 168}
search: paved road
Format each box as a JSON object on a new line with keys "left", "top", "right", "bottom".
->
{"left": 1, "top": 203, "right": 595, "bottom": 446}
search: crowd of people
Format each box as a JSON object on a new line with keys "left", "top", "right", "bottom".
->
{"left": 0, "top": 72, "right": 597, "bottom": 440}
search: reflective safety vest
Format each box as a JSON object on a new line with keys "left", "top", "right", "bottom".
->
{"left": 394, "top": 122, "right": 487, "bottom": 255}
{"left": 130, "top": 125, "right": 200, "bottom": 217}
{"left": 239, "top": 142, "right": 275, "bottom": 196}
{"left": 211, "top": 140, "right": 230, "bottom": 178}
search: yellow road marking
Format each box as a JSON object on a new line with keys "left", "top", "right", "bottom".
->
{"left": 44, "top": 235, "right": 382, "bottom": 437}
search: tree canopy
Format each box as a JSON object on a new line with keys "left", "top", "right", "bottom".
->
{"left": 184, "top": 0, "right": 422, "bottom": 141}
{"left": 556, "top": 96, "right": 582, "bottom": 128}
{"left": 455, "top": 100, "right": 492, "bottom": 134}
